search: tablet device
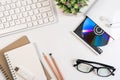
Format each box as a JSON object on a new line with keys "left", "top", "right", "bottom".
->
{"left": 73, "top": 16, "right": 113, "bottom": 54}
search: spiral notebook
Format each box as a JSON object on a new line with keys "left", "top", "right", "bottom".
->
{"left": 0, "top": 36, "right": 30, "bottom": 80}
{"left": 4, "top": 43, "right": 47, "bottom": 80}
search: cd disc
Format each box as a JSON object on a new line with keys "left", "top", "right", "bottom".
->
{"left": 82, "top": 17, "right": 110, "bottom": 47}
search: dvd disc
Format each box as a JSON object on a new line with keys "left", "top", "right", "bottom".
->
{"left": 82, "top": 17, "right": 110, "bottom": 47}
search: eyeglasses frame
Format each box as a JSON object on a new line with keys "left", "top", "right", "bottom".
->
{"left": 73, "top": 59, "right": 116, "bottom": 77}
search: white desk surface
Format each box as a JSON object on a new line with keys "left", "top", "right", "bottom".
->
{"left": 0, "top": 1, "right": 120, "bottom": 80}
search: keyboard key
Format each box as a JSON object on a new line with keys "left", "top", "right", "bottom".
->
{"left": 0, "top": 24, "right": 4, "bottom": 29}
{"left": 42, "top": 13, "right": 47, "bottom": 18}
{"left": 1, "top": 18, "right": 6, "bottom": 23}
{"left": 26, "top": 5, "right": 31, "bottom": 11}
{"left": 27, "top": 22, "right": 33, "bottom": 27}
{"left": 15, "top": 8, "right": 20, "bottom": 13}
{"left": 12, "top": 15, "right": 17, "bottom": 20}
{"left": 33, "top": 9, "right": 39, "bottom": 14}
{"left": 36, "top": 3, "right": 41, "bottom": 8}
{"left": 20, "top": 7, "right": 26, "bottom": 12}
{"left": 4, "top": 22, "right": 10, "bottom": 28}
{"left": 38, "top": 0, "right": 43, "bottom": 2}
{"left": 21, "top": 0, "right": 27, "bottom": 6}
{"left": 16, "top": 1, "right": 22, "bottom": 7}
{"left": 37, "top": 14, "right": 42, "bottom": 19}
{"left": 39, "top": 6, "right": 51, "bottom": 12}
{"left": 5, "top": 5, "right": 10, "bottom": 10}
{"left": 33, "top": 0, "right": 38, "bottom": 3}
{"left": 0, "top": 6, "right": 5, "bottom": 11}
{"left": 33, "top": 21, "right": 38, "bottom": 26}
{"left": 11, "top": 3, "right": 16, "bottom": 9}
{"left": 47, "top": 11, "right": 53, "bottom": 16}
{"left": 4, "top": 11, "right": 9, "bottom": 16}
{"left": 31, "top": 4, "right": 36, "bottom": 9}
{"left": 10, "top": 10, "right": 15, "bottom": 14}
{"left": 27, "top": 0, "right": 32, "bottom": 4}
{"left": 42, "top": 1, "right": 49, "bottom": 6}
{"left": 49, "top": 16, "right": 54, "bottom": 22}
{"left": 7, "top": 0, "right": 12, "bottom": 4}
{"left": 38, "top": 19, "right": 43, "bottom": 24}
{"left": 1, "top": 1, "right": 6, "bottom": 5}
{"left": 20, "top": 18, "right": 26, "bottom": 23}
{"left": 17, "top": 13, "right": 23, "bottom": 19}
{"left": 23, "top": 12, "right": 28, "bottom": 17}
{"left": 15, "top": 20, "right": 20, "bottom": 25}
{"left": 12, "top": 0, "right": 17, "bottom": 3}
{"left": 31, "top": 15, "right": 37, "bottom": 21}
{"left": 28, "top": 10, "right": 33, "bottom": 16}
{"left": 10, "top": 21, "right": 15, "bottom": 26}
{"left": 6, "top": 16, "right": 12, "bottom": 21}
{"left": 26, "top": 16, "right": 31, "bottom": 22}
{"left": 0, "top": 12, "right": 4, "bottom": 18}
{"left": 44, "top": 18, "right": 49, "bottom": 23}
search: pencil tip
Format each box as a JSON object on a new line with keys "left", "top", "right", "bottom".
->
{"left": 49, "top": 53, "right": 52, "bottom": 56}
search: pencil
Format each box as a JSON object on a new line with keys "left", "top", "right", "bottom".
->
{"left": 43, "top": 53, "right": 60, "bottom": 80}
{"left": 49, "top": 53, "right": 64, "bottom": 80}
{"left": 40, "top": 60, "right": 52, "bottom": 80}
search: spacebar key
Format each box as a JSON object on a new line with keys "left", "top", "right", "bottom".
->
{"left": 0, "top": 24, "right": 28, "bottom": 35}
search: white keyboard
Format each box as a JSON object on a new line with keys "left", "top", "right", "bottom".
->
{"left": 0, "top": 0, "right": 57, "bottom": 37}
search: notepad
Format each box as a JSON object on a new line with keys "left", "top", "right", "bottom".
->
{"left": 0, "top": 36, "right": 30, "bottom": 80}
{"left": 4, "top": 43, "right": 47, "bottom": 80}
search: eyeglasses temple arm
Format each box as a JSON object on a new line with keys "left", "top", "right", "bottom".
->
{"left": 73, "top": 64, "right": 78, "bottom": 67}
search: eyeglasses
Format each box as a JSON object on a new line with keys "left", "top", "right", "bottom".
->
{"left": 73, "top": 59, "right": 116, "bottom": 77}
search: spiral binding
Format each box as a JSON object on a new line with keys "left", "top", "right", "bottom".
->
{"left": 4, "top": 54, "right": 17, "bottom": 80}
{"left": 0, "top": 64, "right": 10, "bottom": 80}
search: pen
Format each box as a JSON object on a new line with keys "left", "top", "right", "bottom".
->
{"left": 14, "top": 66, "right": 38, "bottom": 80}
{"left": 49, "top": 53, "right": 64, "bottom": 80}
{"left": 43, "top": 53, "right": 60, "bottom": 80}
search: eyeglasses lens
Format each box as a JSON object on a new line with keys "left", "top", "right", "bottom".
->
{"left": 78, "top": 63, "right": 93, "bottom": 73}
{"left": 97, "top": 68, "right": 111, "bottom": 77}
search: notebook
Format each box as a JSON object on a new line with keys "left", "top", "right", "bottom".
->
{"left": 4, "top": 43, "right": 47, "bottom": 80}
{"left": 0, "top": 36, "right": 30, "bottom": 80}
